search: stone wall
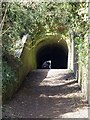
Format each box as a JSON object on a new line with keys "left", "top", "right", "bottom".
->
{"left": 70, "top": 32, "right": 89, "bottom": 102}
{"left": 19, "top": 34, "right": 71, "bottom": 83}
{"left": 74, "top": 33, "right": 89, "bottom": 103}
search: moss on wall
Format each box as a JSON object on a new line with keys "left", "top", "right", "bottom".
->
{"left": 18, "top": 45, "right": 37, "bottom": 84}
{"left": 35, "top": 35, "right": 68, "bottom": 56}
{"left": 18, "top": 34, "right": 69, "bottom": 83}
{"left": 2, "top": 34, "right": 69, "bottom": 103}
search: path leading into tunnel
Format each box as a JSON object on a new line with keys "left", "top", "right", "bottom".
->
{"left": 3, "top": 69, "right": 88, "bottom": 118}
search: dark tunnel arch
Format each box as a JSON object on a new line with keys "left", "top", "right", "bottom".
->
{"left": 36, "top": 39, "right": 68, "bottom": 69}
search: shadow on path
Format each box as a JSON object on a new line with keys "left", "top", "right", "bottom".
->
{"left": 3, "top": 69, "right": 88, "bottom": 118}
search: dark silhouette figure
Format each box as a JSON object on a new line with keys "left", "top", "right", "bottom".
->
{"left": 42, "top": 60, "right": 51, "bottom": 69}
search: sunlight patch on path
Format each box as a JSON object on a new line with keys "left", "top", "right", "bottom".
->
{"left": 3, "top": 69, "right": 88, "bottom": 118}
{"left": 39, "top": 69, "right": 75, "bottom": 86}
{"left": 60, "top": 107, "right": 88, "bottom": 118}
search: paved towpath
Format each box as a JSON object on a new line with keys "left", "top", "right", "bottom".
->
{"left": 3, "top": 69, "right": 88, "bottom": 118}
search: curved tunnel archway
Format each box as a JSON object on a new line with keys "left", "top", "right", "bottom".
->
{"left": 36, "top": 40, "right": 68, "bottom": 69}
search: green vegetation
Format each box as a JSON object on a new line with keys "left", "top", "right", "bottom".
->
{"left": 1, "top": 1, "right": 88, "bottom": 101}
{"left": 2, "top": 60, "right": 15, "bottom": 87}
{"left": 2, "top": 2, "right": 88, "bottom": 53}
{"left": 2, "top": 60, "right": 18, "bottom": 102}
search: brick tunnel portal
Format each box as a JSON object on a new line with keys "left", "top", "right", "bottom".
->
{"left": 36, "top": 41, "right": 68, "bottom": 69}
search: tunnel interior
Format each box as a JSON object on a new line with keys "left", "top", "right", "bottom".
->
{"left": 36, "top": 41, "right": 68, "bottom": 69}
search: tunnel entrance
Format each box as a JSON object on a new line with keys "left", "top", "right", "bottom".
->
{"left": 36, "top": 40, "right": 68, "bottom": 69}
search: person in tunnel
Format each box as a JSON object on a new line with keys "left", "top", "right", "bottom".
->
{"left": 42, "top": 60, "right": 51, "bottom": 69}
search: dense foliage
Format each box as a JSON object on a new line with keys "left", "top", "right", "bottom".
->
{"left": 2, "top": 2, "right": 88, "bottom": 54}
{"left": 2, "top": 60, "right": 15, "bottom": 91}
{"left": 1, "top": 1, "right": 88, "bottom": 100}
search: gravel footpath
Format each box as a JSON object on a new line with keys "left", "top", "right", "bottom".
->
{"left": 3, "top": 69, "right": 88, "bottom": 119}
